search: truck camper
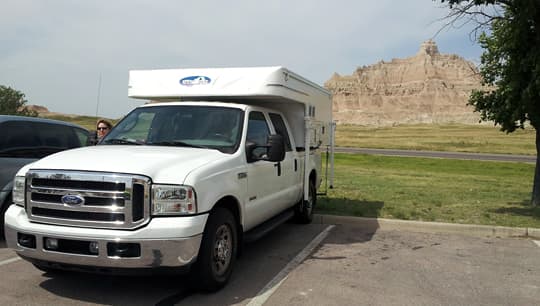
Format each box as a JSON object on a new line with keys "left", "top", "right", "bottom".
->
{"left": 5, "top": 66, "right": 335, "bottom": 291}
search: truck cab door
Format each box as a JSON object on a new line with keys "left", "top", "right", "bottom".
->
{"left": 269, "top": 113, "right": 301, "bottom": 207}
{"left": 244, "top": 111, "right": 288, "bottom": 229}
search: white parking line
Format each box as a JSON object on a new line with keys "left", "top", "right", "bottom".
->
{"left": 534, "top": 240, "right": 540, "bottom": 248}
{"left": 0, "top": 257, "right": 21, "bottom": 266}
{"left": 247, "top": 225, "right": 335, "bottom": 306}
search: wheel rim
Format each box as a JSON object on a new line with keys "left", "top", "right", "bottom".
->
{"left": 212, "top": 224, "right": 233, "bottom": 276}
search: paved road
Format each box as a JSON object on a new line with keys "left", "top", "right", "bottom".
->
{"left": 0, "top": 223, "right": 538, "bottom": 305}
{"left": 335, "top": 147, "right": 537, "bottom": 163}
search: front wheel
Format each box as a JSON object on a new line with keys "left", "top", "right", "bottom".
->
{"left": 294, "top": 179, "right": 316, "bottom": 224}
{"left": 193, "top": 207, "right": 238, "bottom": 292}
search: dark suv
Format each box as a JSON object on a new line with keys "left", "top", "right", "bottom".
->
{"left": 0, "top": 115, "right": 89, "bottom": 236}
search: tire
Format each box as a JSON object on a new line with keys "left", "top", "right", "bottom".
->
{"left": 294, "top": 179, "right": 316, "bottom": 224}
{"left": 193, "top": 207, "right": 238, "bottom": 292}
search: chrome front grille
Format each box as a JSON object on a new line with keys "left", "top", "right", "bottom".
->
{"left": 26, "top": 170, "right": 151, "bottom": 229}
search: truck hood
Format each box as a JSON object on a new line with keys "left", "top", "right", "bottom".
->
{"left": 28, "top": 145, "right": 229, "bottom": 184}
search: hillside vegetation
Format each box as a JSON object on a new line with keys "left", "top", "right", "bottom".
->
{"left": 43, "top": 114, "right": 118, "bottom": 131}
{"left": 335, "top": 124, "right": 536, "bottom": 156}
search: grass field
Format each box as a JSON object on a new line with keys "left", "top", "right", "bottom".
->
{"left": 336, "top": 124, "right": 536, "bottom": 155}
{"left": 317, "top": 153, "right": 540, "bottom": 228}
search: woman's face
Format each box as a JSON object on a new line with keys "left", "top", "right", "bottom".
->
{"left": 97, "top": 123, "right": 110, "bottom": 138}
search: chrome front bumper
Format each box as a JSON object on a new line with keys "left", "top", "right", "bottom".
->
{"left": 5, "top": 205, "right": 207, "bottom": 270}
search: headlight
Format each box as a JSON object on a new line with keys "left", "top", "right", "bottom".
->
{"left": 151, "top": 184, "right": 197, "bottom": 215}
{"left": 13, "top": 176, "right": 26, "bottom": 207}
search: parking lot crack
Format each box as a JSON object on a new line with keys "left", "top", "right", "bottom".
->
{"left": 309, "top": 256, "right": 346, "bottom": 260}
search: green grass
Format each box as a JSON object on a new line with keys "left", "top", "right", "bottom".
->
{"left": 336, "top": 123, "right": 536, "bottom": 155}
{"left": 316, "top": 153, "right": 540, "bottom": 228}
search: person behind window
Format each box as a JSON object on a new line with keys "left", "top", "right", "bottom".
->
{"left": 96, "top": 119, "right": 112, "bottom": 143}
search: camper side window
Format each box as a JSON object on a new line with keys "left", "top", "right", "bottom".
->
{"left": 247, "top": 111, "right": 270, "bottom": 158}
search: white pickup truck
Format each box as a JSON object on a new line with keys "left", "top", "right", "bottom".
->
{"left": 5, "top": 67, "right": 335, "bottom": 291}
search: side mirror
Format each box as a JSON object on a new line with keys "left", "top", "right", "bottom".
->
{"left": 245, "top": 134, "right": 285, "bottom": 163}
{"left": 246, "top": 141, "right": 258, "bottom": 163}
{"left": 266, "top": 134, "right": 285, "bottom": 162}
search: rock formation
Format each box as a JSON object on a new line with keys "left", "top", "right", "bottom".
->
{"left": 23, "top": 105, "right": 80, "bottom": 118}
{"left": 24, "top": 105, "right": 49, "bottom": 114}
{"left": 325, "top": 40, "right": 483, "bottom": 126}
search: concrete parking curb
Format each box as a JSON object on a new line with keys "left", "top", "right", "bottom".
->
{"left": 528, "top": 227, "right": 540, "bottom": 239}
{"left": 313, "top": 214, "right": 540, "bottom": 239}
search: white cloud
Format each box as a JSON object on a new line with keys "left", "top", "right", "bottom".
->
{"left": 0, "top": 0, "right": 482, "bottom": 118}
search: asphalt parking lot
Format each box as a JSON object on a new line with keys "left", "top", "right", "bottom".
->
{"left": 0, "top": 221, "right": 538, "bottom": 306}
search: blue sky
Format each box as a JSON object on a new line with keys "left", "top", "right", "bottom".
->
{"left": 0, "top": 0, "right": 483, "bottom": 118}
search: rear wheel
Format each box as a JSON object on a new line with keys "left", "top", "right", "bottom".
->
{"left": 294, "top": 179, "right": 316, "bottom": 224}
{"left": 194, "top": 207, "right": 237, "bottom": 292}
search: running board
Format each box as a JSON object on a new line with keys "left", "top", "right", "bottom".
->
{"left": 243, "top": 209, "right": 294, "bottom": 243}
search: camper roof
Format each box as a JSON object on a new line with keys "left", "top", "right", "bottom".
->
{"left": 128, "top": 66, "right": 332, "bottom": 122}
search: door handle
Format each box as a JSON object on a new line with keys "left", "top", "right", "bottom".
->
{"left": 274, "top": 162, "right": 281, "bottom": 176}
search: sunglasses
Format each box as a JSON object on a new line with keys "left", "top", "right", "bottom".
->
{"left": 97, "top": 127, "right": 109, "bottom": 131}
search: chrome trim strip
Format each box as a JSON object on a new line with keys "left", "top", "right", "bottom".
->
{"left": 30, "top": 187, "right": 126, "bottom": 198}
{"left": 29, "top": 216, "right": 125, "bottom": 226}
{"left": 30, "top": 202, "right": 126, "bottom": 213}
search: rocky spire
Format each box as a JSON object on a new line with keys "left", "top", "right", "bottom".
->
{"left": 417, "top": 39, "right": 439, "bottom": 56}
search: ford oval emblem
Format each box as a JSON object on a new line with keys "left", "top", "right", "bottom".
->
{"left": 61, "top": 194, "right": 85, "bottom": 206}
{"left": 180, "top": 75, "right": 211, "bottom": 86}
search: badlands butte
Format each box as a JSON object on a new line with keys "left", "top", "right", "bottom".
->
{"left": 325, "top": 40, "right": 483, "bottom": 126}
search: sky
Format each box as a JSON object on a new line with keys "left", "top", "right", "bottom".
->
{"left": 0, "top": 0, "right": 483, "bottom": 119}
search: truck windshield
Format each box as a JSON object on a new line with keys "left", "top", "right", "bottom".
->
{"left": 102, "top": 105, "right": 244, "bottom": 154}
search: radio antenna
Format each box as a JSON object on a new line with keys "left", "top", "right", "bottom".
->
{"left": 95, "top": 73, "right": 102, "bottom": 118}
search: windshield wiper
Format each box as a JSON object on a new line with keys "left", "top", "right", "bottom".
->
{"left": 102, "top": 138, "right": 143, "bottom": 145}
{"left": 147, "top": 141, "right": 210, "bottom": 149}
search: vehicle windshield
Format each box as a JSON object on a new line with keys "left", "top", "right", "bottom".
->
{"left": 102, "top": 105, "right": 244, "bottom": 154}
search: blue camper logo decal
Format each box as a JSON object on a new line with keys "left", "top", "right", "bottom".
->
{"left": 180, "top": 76, "right": 211, "bottom": 86}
